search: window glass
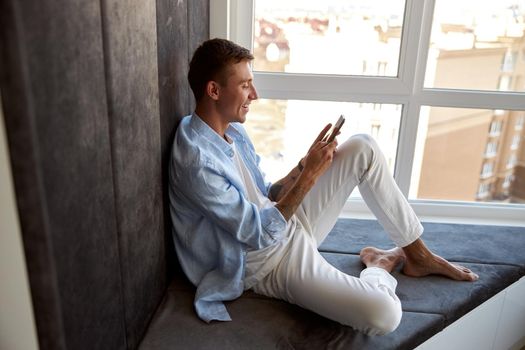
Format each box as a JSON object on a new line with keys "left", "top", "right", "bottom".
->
{"left": 425, "top": 1, "right": 525, "bottom": 92}
{"left": 485, "top": 141, "right": 498, "bottom": 157}
{"left": 410, "top": 107, "right": 525, "bottom": 203}
{"left": 253, "top": 0, "right": 406, "bottom": 76}
{"left": 244, "top": 99, "right": 401, "bottom": 193}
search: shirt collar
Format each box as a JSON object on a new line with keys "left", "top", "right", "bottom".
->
{"left": 189, "top": 113, "right": 245, "bottom": 156}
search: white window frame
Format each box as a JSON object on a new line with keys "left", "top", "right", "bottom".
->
{"left": 211, "top": 0, "right": 525, "bottom": 226}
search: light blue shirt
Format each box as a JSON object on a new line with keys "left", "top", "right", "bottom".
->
{"left": 169, "top": 113, "right": 287, "bottom": 322}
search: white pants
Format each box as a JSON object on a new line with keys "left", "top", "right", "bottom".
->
{"left": 252, "top": 134, "right": 423, "bottom": 336}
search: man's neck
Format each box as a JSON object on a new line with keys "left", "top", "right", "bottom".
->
{"left": 195, "top": 105, "right": 229, "bottom": 139}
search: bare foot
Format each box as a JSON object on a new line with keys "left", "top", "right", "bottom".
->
{"left": 402, "top": 239, "right": 479, "bottom": 282}
{"left": 360, "top": 246, "right": 405, "bottom": 273}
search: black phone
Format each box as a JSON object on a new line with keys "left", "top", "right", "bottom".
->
{"left": 324, "top": 115, "right": 345, "bottom": 143}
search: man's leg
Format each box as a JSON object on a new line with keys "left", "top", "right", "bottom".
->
{"left": 300, "top": 134, "right": 477, "bottom": 281}
{"left": 297, "top": 134, "right": 383, "bottom": 245}
{"left": 252, "top": 229, "right": 403, "bottom": 336}
{"left": 350, "top": 135, "right": 478, "bottom": 281}
{"left": 298, "top": 133, "right": 421, "bottom": 246}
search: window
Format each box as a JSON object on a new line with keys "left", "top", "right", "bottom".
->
{"left": 503, "top": 174, "right": 514, "bottom": 189}
{"left": 485, "top": 141, "right": 498, "bottom": 157}
{"left": 371, "top": 123, "right": 381, "bottom": 139}
{"left": 213, "top": 0, "right": 525, "bottom": 223}
{"left": 511, "top": 134, "right": 521, "bottom": 150}
{"left": 252, "top": 0, "right": 406, "bottom": 76}
{"left": 245, "top": 99, "right": 401, "bottom": 186}
{"left": 425, "top": 1, "right": 525, "bottom": 92}
{"left": 516, "top": 115, "right": 525, "bottom": 130}
{"left": 501, "top": 50, "right": 518, "bottom": 73}
{"left": 477, "top": 182, "right": 492, "bottom": 199}
{"left": 507, "top": 154, "right": 518, "bottom": 169}
{"left": 489, "top": 119, "right": 503, "bottom": 136}
{"left": 481, "top": 162, "right": 494, "bottom": 179}
{"left": 498, "top": 75, "right": 512, "bottom": 91}
{"left": 514, "top": 115, "right": 525, "bottom": 130}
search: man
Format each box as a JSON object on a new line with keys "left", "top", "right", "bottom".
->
{"left": 169, "top": 38, "right": 478, "bottom": 335}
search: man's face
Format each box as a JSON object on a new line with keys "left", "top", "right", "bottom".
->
{"left": 216, "top": 60, "right": 258, "bottom": 124}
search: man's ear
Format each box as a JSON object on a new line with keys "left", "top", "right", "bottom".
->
{"left": 206, "top": 81, "right": 220, "bottom": 101}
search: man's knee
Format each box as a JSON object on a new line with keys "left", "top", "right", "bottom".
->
{"left": 335, "top": 134, "right": 378, "bottom": 180}
{"left": 339, "top": 134, "right": 377, "bottom": 158}
{"left": 362, "top": 295, "right": 402, "bottom": 336}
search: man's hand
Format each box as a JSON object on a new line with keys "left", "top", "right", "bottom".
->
{"left": 302, "top": 141, "right": 337, "bottom": 179}
{"left": 273, "top": 124, "right": 338, "bottom": 220}
{"left": 302, "top": 129, "right": 338, "bottom": 180}
{"left": 307, "top": 124, "right": 332, "bottom": 153}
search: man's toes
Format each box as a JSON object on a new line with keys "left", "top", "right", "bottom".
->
{"left": 453, "top": 264, "right": 479, "bottom": 281}
{"left": 467, "top": 271, "right": 479, "bottom": 281}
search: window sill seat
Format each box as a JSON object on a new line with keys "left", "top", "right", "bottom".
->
{"left": 139, "top": 219, "right": 525, "bottom": 350}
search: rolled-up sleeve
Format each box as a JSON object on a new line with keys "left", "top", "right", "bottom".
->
{"left": 259, "top": 205, "right": 286, "bottom": 237}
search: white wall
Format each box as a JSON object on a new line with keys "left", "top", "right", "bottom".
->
{"left": 0, "top": 97, "right": 39, "bottom": 350}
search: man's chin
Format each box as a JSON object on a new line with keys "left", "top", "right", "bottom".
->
{"left": 237, "top": 114, "right": 247, "bottom": 124}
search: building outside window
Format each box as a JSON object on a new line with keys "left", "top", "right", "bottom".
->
{"left": 501, "top": 50, "right": 518, "bottom": 72}
{"left": 213, "top": 0, "right": 525, "bottom": 221}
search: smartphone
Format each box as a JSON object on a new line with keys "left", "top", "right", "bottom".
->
{"left": 324, "top": 115, "right": 345, "bottom": 143}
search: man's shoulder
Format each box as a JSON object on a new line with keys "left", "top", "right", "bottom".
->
{"left": 172, "top": 115, "right": 228, "bottom": 171}
{"left": 172, "top": 116, "right": 206, "bottom": 167}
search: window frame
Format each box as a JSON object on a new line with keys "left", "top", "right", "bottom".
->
{"left": 211, "top": 0, "right": 525, "bottom": 225}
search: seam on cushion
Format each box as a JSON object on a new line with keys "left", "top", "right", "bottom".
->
{"left": 399, "top": 310, "right": 446, "bottom": 317}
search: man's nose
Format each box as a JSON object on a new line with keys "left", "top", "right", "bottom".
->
{"left": 249, "top": 85, "right": 258, "bottom": 100}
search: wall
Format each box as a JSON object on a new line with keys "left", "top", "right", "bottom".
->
{"left": 0, "top": 97, "right": 39, "bottom": 350}
{"left": 0, "top": 0, "right": 208, "bottom": 349}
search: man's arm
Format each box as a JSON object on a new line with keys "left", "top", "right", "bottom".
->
{"left": 270, "top": 124, "right": 337, "bottom": 221}
{"left": 268, "top": 159, "right": 303, "bottom": 202}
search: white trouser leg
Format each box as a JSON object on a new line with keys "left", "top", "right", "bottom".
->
{"left": 297, "top": 133, "right": 422, "bottom": 247}
{"left": 252, "top": 230, "right": 402, "bottom": 335}
{"left": 253, "top": 134, "right": 423, "bottom": 335}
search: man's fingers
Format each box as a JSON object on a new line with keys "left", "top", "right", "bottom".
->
{"left": 321, "top": 138, "right": 338, "bottom": 150}
{"left": 315, "top": 124, "right": 332, "bottom": 143}
{"left": 311, "top": 140, "right": 328, "bottom": 150}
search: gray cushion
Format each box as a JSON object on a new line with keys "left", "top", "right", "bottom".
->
{"left": 322, "top": 253, "right": 522, "bottom": 325}
{"left": 139, "top": 219, "right": 525, "bottom": 349}
{"left": 320, "top": 220, "right": 525, "bottom": 270}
